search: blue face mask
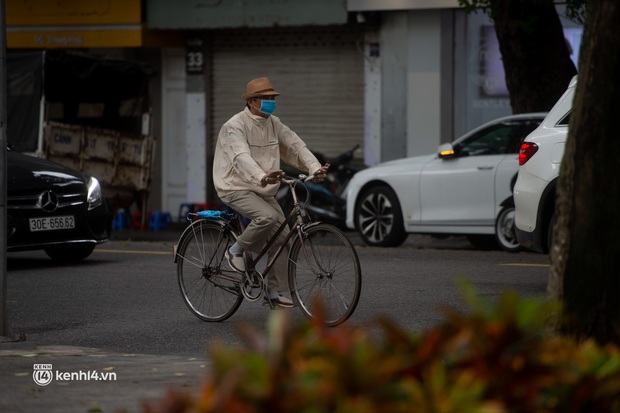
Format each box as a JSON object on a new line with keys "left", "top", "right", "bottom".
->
{"left": 258, "top": 99, "right": 277, "bottom": 115}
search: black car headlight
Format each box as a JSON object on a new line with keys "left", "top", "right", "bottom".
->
{"left": 87, "top": 177, "right": 103, "bottom": 210}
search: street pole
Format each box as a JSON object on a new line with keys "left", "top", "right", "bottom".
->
{"left": 0, "top": 0, "right": 11, "bottom": 339}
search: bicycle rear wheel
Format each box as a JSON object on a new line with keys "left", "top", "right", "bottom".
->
{"left": 288, "top": 223, "right": 361, "bottom": 326}
{"left": 176, "top": 220, "right": 243, "bottom": 321}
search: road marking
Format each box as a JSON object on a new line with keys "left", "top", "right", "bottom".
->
{"left": 95, "top": 249, "right": 171, "bottom": 256}
{"left": 500, "top": 263, "right": 550, "bottom": 267}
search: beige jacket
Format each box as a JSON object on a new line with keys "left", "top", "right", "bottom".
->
{"left": 213, "top": 107, "right": 322, "bottom": 197}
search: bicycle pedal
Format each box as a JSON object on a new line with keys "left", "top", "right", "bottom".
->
{"left": 262, "top": 297, "right": 276, "bottom": 308}
{"left": 262, "top": 301, "right": 287, "bottom": 310}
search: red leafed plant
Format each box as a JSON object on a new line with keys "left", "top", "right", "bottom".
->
{"left": 144, "top": 285, "right": 620, "bottom": 413}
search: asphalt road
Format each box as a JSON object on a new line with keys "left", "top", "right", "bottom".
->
{"left": 6, "top": 234, "right": 551, "bottom": 357}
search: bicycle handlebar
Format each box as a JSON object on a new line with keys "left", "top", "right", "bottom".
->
{"left": 278, "top": 172, "right": 325, "bottom": 184}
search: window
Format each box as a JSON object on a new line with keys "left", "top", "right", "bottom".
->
{"left": 557, "top": 111, "right": 571, "bottom": 126}
{"left": 454, "top": 120, "right": 542, "bottom": 157}
{"left": 456, "top": 122, "right": 525, "bottom": 156}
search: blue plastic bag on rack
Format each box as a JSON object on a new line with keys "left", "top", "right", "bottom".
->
{"left": 197, "top": 210, "right": 228, "bottom": 220}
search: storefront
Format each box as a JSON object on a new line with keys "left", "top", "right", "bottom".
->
{"left": 209, "top": 27, "right": 364, "bottom": 158}
{"left": 147, "top": 0, "right": 366, "bottom": 212}
{"left": 348, "top": 1, "right": 582, "bottom": 165}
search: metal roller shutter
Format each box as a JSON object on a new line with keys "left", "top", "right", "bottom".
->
{"left": 211, "top": 27, "right": 364, "bottom": 160}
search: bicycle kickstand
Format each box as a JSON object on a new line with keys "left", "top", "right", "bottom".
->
{"left": 262, "top": 286, "right": 275, "bottom": 309}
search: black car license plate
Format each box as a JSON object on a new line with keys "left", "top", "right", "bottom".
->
{"left": 29, "top": 216, "right": 75, "bottom": 232}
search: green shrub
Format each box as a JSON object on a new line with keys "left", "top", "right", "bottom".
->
{"left": 144, "top": 288, "right": 620, "bottom": 413}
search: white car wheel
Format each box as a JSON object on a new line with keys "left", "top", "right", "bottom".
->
{"left": 355, "top": 186, "right": 407, "bottom": 247}
{"left": 495, "top": 206, "right": 522, "bottom": 252}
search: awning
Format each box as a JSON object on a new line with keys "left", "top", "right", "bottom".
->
{"left": 347, "top": 0, "right": 459, "bottom": 11}
{"left": 146, "top": 0, "right": 348, "bottom": 29}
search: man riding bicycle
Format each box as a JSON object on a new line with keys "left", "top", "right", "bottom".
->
{"left": 213, "top": 77, "right": 329, "bottom": 308}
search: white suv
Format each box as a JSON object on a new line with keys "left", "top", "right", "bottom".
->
{"left": 514, "top": 76, "right": 576, "bottom": 253}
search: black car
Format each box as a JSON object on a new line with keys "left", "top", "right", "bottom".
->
{"left": 6, "top": 147, "right": 111, "bottom": 261}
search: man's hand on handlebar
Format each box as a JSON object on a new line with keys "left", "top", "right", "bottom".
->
{"left": 261, "top": 163, "right": 329, "bottom": 186}
{"left": 261, "top": 169, "right": 284, "bottom": 186}
{"left": 312, "top": 163, "right": 330, "bottom": 182}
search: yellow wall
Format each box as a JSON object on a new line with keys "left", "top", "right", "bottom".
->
{"left": 6, "top": 0, "right": 143, "bottom": 48}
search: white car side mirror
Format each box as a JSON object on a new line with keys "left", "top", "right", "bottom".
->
{"left": 438, "top": 143, "right": 455, "bottom": 158}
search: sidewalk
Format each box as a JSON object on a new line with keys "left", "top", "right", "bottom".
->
{"left": 0, "top": 337, "right": 208, "bottom": 413}
{"left": 2, "top": 223, "right": 208, "bottom": 413}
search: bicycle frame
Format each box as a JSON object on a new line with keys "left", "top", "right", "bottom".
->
{"left": 174, "top": 175, "right": 313, "bottom": 282}
{"left": 239, "top": 176, "right": 314, "bottom": 281}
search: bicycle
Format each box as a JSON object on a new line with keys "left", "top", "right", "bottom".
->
{"left": 173, "top": 173, "right": 362, "bottom": 327}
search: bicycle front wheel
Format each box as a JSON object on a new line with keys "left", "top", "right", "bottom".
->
{"left": 288, "top": 223, "right": 361, "bottom": 326}
{"left": 176, "top": 220, "right": 243, "bottom": 322}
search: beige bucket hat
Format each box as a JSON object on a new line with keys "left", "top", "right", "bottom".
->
{"left": 242, "top": 77, "right": 280, "bottom": 101}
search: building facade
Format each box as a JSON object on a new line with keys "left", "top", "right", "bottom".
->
{"left": 5, "top": 0, "right": 582, "bottom": 217}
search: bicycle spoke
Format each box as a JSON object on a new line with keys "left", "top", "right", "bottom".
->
{"left": 292, "top": 270, "right": 353, "bottom": 312}
{"left": 177, "top": 251, "right": 207, "bottom": 269}
{"left": 293, "top": 259, "right": 354, "bottom": 309}
{"left": 289, "top": 224, "right": 361, "bottom": 326}
{"left": 177, "top": 220, "right": 243, "bottom": 322}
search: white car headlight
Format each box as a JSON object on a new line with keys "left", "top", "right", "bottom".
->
{"left": 87, "top": 177, "right": 103, "bottom": 210}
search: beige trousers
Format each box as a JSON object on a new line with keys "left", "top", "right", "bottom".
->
{"left": 219, "top": 190, "right": 290, "bottom": 293}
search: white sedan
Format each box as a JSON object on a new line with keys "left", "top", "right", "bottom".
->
{"left": 345, "top": 113, "right": 546, "bottom": 251}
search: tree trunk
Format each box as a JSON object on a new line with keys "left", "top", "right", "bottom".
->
{"left": 490, "top": 0, "right": 577, "bottom": 113}
{"left": 549, "top": 1, "right": 620, "bottom": 344}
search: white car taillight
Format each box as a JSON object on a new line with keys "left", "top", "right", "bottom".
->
{"left": 519, "top": 142, "right": 539, "bottom": 166}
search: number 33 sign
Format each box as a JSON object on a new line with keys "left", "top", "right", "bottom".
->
{"left": 186, "top": 39, "right": 204, "bottom": 75}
